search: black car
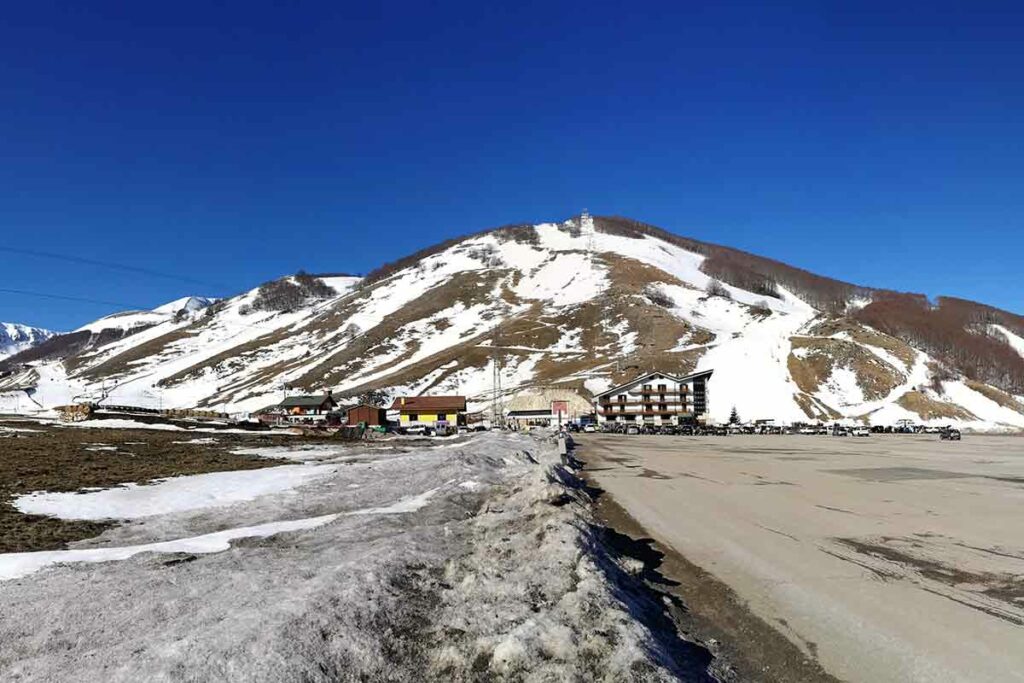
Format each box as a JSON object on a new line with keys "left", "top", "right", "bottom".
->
{"left": 939, "top": 426, "right": 962, "bottom": 441}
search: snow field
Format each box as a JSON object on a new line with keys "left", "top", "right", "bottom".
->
{"left": 0, "top": 433, "right": 704, "bottom": 680}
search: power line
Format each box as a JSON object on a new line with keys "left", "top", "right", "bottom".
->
{"left": 0, "top": 246, "right": 229, "bottom": 291}
{"left": 0, "top": 287, "right": 152, "bottom": 310}
{"left": 0, "top": 285, "right": 349, "bottom": 337}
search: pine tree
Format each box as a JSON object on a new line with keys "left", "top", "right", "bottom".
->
{"left": 729, "top": 406, "right": 740, "bottom": 424}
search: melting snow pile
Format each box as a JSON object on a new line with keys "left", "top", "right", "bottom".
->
{"left": 0, "top": 433, "right": 705, "bottom": 681}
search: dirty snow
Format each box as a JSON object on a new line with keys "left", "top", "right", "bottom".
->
{"left": 0, "top": 513, "right": 340, "bottom": 582}
{"left": 0, "top": 433, "right": 705, "bottom": 681}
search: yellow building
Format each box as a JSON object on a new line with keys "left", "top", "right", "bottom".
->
{"left": 390, "top": 395, "right": 467, "bottom": 427}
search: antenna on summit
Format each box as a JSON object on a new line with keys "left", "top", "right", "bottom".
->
{"left": 581, "top": 209, "right": 595, "bottom": 256}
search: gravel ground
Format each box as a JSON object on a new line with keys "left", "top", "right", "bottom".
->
{"left": 578, "top": 433, "right": 1024, "bottom": 683}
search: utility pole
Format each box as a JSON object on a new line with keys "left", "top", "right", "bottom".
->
{"left": 491, "top": 329, "right": 504, "bottom": 430}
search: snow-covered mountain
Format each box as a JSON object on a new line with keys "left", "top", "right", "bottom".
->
{"left": 0, "top": 323, "right": 56, "bottom": 361}
{"left": 2, "top": 217, "right": 1023, "bottom": 431}
{"left": 75, "top": 296, "right": 216, "bottom": 333}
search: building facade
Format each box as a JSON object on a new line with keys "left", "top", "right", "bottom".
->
{"left": 342, "top": 403, "right": 387, "bottom": 426}
{"left": 389, "top": 395, "right": 467, "bottom": 428}
{"left": 279, "top": 392, "right": 338, "bottom": 424}
{"left": 593, "top": 370, "right": 712, "bottom": 426}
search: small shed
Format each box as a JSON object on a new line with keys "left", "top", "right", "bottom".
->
{"left": 344, "top": 404, "right": 387, "bottom": 426}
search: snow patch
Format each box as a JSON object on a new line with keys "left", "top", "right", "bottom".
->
{"left": 0, "top": 513, "right": 339, "bottom": 581}
{"left": 14, "top": 465, "right": 339, "bottom": 521}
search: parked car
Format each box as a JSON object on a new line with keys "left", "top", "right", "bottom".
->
{"left": 939, "top": 426, "right": 962, "bottom": 441}
{"left": 583, "top": 423, "right": 597, "bottom": 433}
{"left": 852, "top": 426, "right": 871, "bottom": 437}
{"left": 625, "top": 425, "right": 640, "bottom": 435}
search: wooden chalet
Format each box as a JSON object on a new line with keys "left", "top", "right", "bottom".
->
{"left": 279, "top": 392, "right": 338, "bottom": 423}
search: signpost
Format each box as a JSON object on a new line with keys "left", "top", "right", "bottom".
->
{"left": 551, "top": 400, "right": 569, "bottom": 429}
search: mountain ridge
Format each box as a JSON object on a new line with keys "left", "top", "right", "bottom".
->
{"left": 2, "top": 215, "right": 1022, "bottom": 430}
{"left": 0, "top": 323, "right": 56, "bottom": 361}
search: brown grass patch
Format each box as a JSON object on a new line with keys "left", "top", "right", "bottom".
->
{"left": 788, "top": 337, "right": 906, "bottom": 401}
{"left": 807, "top": 317, "right": 917, "bottom": 369}
{"left": 793, "top": 393, "right": 841, "bottom": 420}
{"left": 895, "top": 391, "right": 976, "bottom": 420}
{"left": 78, "top": 328, "right": 198, "bottom": 381}
{"left": 0, "top": 423, "right": 296, "bottom": 553}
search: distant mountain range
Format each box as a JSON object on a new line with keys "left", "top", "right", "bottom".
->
{"left": 0, "top": 323, "right": 56, "bottom": 361}
{"left": 2, "top": 217, "right": 1023, "bottom": 431}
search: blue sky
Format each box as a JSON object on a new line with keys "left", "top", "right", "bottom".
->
{"left": 2, "top": 1, "right": 1022, "bottom": 330}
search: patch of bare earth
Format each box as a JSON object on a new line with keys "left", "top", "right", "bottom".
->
{"left": 792, "top": 392, "right": 842, "bottom": 421}
{"left": 895, "top": 390, "right": 976, "bottom": 421}
{"left": 0, "top": 423, "right": 300, "bottom": 553}
{"left": 74, "top": 327, "right": 198, "bottom": 380}
{"left": 806, "top": 317, "right": 918, "bottom": 369}
{"left": 788, "top": 337, "right": 906, "bottom": 401}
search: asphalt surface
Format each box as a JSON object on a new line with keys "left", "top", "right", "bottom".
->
{"left": 577, "top": 433, "right": 1024, "bottom": 683}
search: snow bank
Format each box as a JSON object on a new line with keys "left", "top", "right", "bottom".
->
{"left": 0, "top": 433, "right": 706, "bottom": 680}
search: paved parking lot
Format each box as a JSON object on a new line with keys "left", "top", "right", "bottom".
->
{"left": 577, "top": 433, "right": 1024, "bottom": 683}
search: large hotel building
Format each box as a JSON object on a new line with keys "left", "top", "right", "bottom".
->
{"left": 593, "top": 370, "right": 712, "bottom": 426}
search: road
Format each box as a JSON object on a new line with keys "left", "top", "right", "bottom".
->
{"left": 577, "top": 433, "right": 1024, "bottom": 682}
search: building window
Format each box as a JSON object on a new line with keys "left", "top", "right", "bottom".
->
{"left": 407, "top": 413, "right": 418, "bottom": 420}
{"left": 617, "top": 394, "right": 626, "bottom": 403}
{"left": 659, "top": 404, "right": 667, "bottom": 412}
{"left": 618, "top": 405, "right": 625, "bottom": 412}
{"left": 657, "top": 384, "right": 666, "bottom": 391}
{"left": 644, "top": 404, "right": 653, "bottom": 412}
{"left": 642, "top": 384, "right": 652, "bottom": 391}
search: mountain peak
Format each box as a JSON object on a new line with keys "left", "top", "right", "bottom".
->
{"left": 0, "top": 323, "right": 56, "bottom": 361}
{"left": 2, "top": 216, "right": 1022, "bottom": 430}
